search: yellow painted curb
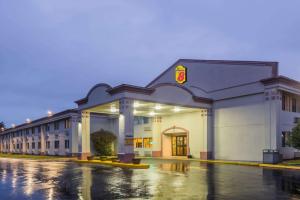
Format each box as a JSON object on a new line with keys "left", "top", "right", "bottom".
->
{"left": 75, "top": 160, "right": 150, "bottom": 169}
{"left": 259, "top": 164, "right": 300, "bottom": 170}
{"left": 198, "top": 160, "right": 259, "bottom": 167}
{"left": 140, "top": 157, "right": 259, "bottom": 167}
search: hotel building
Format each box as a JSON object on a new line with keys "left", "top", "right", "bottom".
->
{"left": 1, "top": 59, "right": 300, "bottom": 162}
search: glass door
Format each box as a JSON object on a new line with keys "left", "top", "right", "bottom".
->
{"left": 172, "top": 136, "right": 187, "bottom": 156}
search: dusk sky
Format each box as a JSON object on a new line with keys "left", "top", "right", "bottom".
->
{"left": 1, "top": 1, "right": 300, "bottom": 126}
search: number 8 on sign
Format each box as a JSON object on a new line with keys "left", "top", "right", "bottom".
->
{"left": 175, "top": 65, "right": 187, "bottom": 84}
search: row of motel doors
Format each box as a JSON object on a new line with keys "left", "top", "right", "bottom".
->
{"left": 171, "top": 135, "right": 187, "bottom": 156}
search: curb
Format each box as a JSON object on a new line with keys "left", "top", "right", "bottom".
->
{"left": 259, "top": 164, "right": 300, "bottom": 170}
{"left": 75, "top": 160, "right": 150, "bottom": 169}
{"left": 140, "top": 157, "right": 259, "bottom": 167}
{"left": 141, "top": 157, "right": 300, "bottom": 170}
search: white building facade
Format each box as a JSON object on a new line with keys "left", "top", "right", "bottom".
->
{"left": 0, "top": 110, "right": 79, "bottom": 156}
{"left": 1, "top": 59, "right": 300, "bottom": 162}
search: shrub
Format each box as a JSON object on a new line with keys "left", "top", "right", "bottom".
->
{"left": 289, "top": 123, "right": 300, "bottom": 149}
{"left": 91, "top": 129, "right": 117, "bottom": 156}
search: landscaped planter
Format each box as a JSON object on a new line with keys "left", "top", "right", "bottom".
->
{"left": 100, "top": 156, "right": 107, "bottom": 161}
{"left": 132, "top": 158, "right": 141, "bottom": 164}
{"left": 87, "top": 156, "right": 94, "bottom": 161}
{"left": 111, "top": 158, "right": 120, "bottom": 162}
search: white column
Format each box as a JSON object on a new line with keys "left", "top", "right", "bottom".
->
{"left": 9, "top": 134, "right": 13, "bottom": 153}
{"left": 264, "top": 89, "right": 281, "bottom": 150}
{"left": 152, "top": 116, "right": 162, "bottom": 157}
{"left": 22, "top": 135, "right": 26, "bottom": 154}
{"left": 40, "top": 127, "right": 46, "bottom": 155}
{"left": 71, "top": 116, "right": 79, "bottom": 156}
{"left": 59, "top": 133, "right": 64, "bottom": 156}
{"left": 79, "top": 111, "right": 90, "bottom": 160}
{"left": 118, "top": 99, "right": 135, "bottom": 162}
{"left": 200, "top": 108, "right": 213, "bottom": 160}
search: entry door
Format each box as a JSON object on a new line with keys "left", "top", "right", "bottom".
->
{"left": 172, "top": 136, "right": 187, "bottom": 156}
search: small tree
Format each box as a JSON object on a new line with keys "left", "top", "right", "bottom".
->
{"left": 91, "top": 129, "right": 117, "bottom": 156}
{"left": 289, "top": 123, "right": 300, "bottom": 149}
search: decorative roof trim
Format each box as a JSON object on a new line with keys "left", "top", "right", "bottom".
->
{"left": 150, "top": 83, "right": 213, "bottom": 104}
{"left": 75, "top": 83, "right": 112, "bottom": 105}
{"left": 261, "top": 76, "right": 300, "bottom": 90}
{"left": 107, "top": 84, "right": 154, "bottom": 95}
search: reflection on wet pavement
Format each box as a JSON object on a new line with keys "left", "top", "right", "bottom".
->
{"left": 0, "top": 158, "right": 300, "bottom": 199}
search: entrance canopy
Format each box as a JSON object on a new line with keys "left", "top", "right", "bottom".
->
{"left": 84, "top": 100, "right": 203, "bottom": 117}
{"left": 75, "top": 82, "right": 213, "bottom": 161}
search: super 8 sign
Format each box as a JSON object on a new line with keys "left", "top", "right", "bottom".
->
{"left": 175, "top": 65, "right": 187, "bottom": 84}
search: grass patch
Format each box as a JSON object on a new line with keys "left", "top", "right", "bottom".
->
{"left": 281, "top": 159, "right": 300, "bottom": 166}
{"left": 0, "top": 153, "right": 72, "bottom": 160}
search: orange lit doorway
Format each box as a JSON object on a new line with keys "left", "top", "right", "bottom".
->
{"left": 171, "top": 135, "right": 187, "bottom": 156}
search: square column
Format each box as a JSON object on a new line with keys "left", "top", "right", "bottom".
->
{"left": 264, "top": 89, "right": 281, "bottom": 150}
{"left": 151, "top": 117, "right": 162, "bottom": 157}
{"left": 9, "top": 134, "right": 13, "bottom": 153}
{"left": 22, "top": 135, "right": 26, "bottom": 154}
{"left": 200, "top": 109, "right": 214, "bottom": 160}
{"left": 263, "top": 89, "right": 281, "bottom": 163}
{"left": 70, "top": 117, "right": 79, "bottom": 156}
{"left": 79, "top": 111, "right": 91, "bottom": 160}
{"left": 40, "top": 126, "right": 46, "bottom": 155}
{"left": 118, "top": 99, "right": 135, "bottom": 163}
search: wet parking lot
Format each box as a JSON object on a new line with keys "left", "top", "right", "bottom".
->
{"left": 0, "top": 158, "right": 300, "bottom": 199}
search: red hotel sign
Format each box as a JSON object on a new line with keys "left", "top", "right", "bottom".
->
{"left": 175, "top": 65, "right": 187, "bottom": 84}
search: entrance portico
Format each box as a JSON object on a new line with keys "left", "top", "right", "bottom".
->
{"left": 75, "top": 83, "right": 213, "bottom": 162}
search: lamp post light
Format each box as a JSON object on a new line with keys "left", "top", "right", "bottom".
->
{"left": 47, "top": 110, "right": 53, "bottom": 117}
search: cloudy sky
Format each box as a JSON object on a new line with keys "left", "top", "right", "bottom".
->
{"left": 1, "top": 0, "right": 300, "bottom": 126}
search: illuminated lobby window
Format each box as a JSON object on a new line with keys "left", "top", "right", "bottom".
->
{"left": 143, "top": 138, "right": 152, "bottom": 148}
{"left": 134, "top": 138, "right": 143, "bottom": 148}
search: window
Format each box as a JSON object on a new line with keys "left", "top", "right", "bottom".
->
{"left": 282, "top": 94, "right": 298, "bottom": 112}
{"left": 292, "top": 98, "right": 297, "bottom": 113}
{"left": 38, "top": 126, "right": 41, "bottom": 133}
{"left": 26, "top": 129, "right": 29, "bottom": 135}
{"left": 134, "top": 117, "right": 150, "bottom": 125}
{"left": 54, "top": 141, "right": 59, "bottom": 149}
{"left": 134, "top": 138, "right": 143, "bottom": 148}
{"left": 143, "top": 138, "right": 152, "bottom": 148}
{"left": 38, "top": 142, "right": 41, "bottom": 149}
{"left": 282, "top": 132, "right": 291, "bottom": 147}
{"left": 46, "top": 141, "right": 50, "bottom": 149}
{"left": 143, "top": 117, "right": 149, "bottom": 124}
{"left": 65, "top": 140, "right": 70, "bottom": 149}
{"left": 54, "top": 121, "right": 60, "bottom": 130}
{"left": 282, "top": 95, "right": 286, "bottom": 111}
{"left": 64, "top": 119, "right": 71, "bottom": 129}
{"left": 27, "top": 143, "right": 29, "bottom": 149}
{"left": 32, "top": 142, "right": 35, "bottom": 149}
{"left": 32, "top": 127, "right": 35, "bottom": 134}
{"left": 17, "top": 144, "right": 19, "bottom": 149}
{"left": 45, "top": 124, "right": 50, "bottom": 132}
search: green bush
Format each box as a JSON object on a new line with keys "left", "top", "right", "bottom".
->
{"left": 91, "top": 129, "right": 117, "bottom": 156}
{"left": 290, "top": 123, "right": 300, "bottom": 149}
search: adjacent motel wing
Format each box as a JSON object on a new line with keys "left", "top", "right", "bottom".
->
{"left": 1, "top": 59, "right": 300, "bottom": 162}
